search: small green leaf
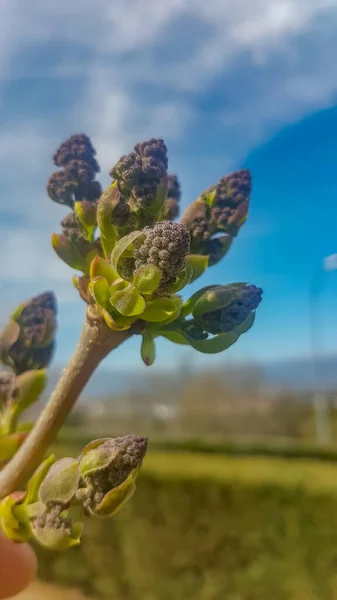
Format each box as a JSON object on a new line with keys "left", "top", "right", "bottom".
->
{"left": 74, "top": 201, "right": 97, "bottom": 241}
{"left": 16, "top": 369, "right": 47, "bottom": 414}
{"left": 141, "top": 331, "right": 156, "bottom": 366}
{"left": 90, "top": 255, "right": 119, "bottom": 285}
{"left": 160, "top": 327, "right": 240, "bottom": 353}
{"left": 187, "top": 330, "right": 240, "bottom": 353}
{"left": 88, "top": 277, "right": 111, "bottom": 310}
{"left": 110, "top": 284, "right": 146, "bottom": 317}
{"left": 25, "top": 455, "right": 56, "bottom": 505}
{"left": 186, "top": 254, "right": 209, "bottom": 282}
{"left": 111, "top": 230, "right": 143, "bottom": 275}
{"left": 202, "top": 188, "right": 217, "bottom": 208}
{"left": 141, "top": 296, "right": 182, "bottom": 323}
{"left": 52, "top": 233, "right": 86, "bottom": 271}
{"left": 158, "top": 330, "right": 190, "bottom": 346}
{"left": 167, "top": 262, "right": 193, "bottom": 294}
{"left": 192, "top": 285, "right": 241, "bottom": 319}
{"left": 133, "top": 264, "right": 162, "bottom": 294}
{"left": 0, "top": 319, "right": 20, "bottom": 367}
{"left": 181, "top": 285, "right": 219, "bottom": 317}
{"left": 0, "top": 432, "right": 28, "bottom": 462}
{"left": 39, "top": 457, "right": 80, "bottom": 507}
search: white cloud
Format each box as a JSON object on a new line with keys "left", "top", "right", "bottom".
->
{"left": 1, "top": 0, "right": 337, "bottom": 362}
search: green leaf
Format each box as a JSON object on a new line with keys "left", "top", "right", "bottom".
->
{"left": 141, "top": 331, "right": 156, "bottom": 366}
{"left": 181, "top": 285, "right": 219, "bottom": 317}
{"left": 88, "top": 277, "right": 111, "bottom": 310}
{"left": 25, "top": 455, "right": 55, "bottom": 505}
{"left": 15, "top": 369, "right": 47, "bottom": 414}
{"left": 111, "top": 230, "right": 143, "bottom": 275}
{"left": 167, "top": 262, "right": 193, "bottom": 294}
{"left": 51, "top": 233, "right": 86, "bottom": 271}
{"left": 110, "top": 284, "right": 146, "bottom": 317}
{"left": 186, "top": 254, "right": 209, "bottom": 282}
{"left": 157, "top": 330, "right": 190, "bottom": 346}
{"left": 187, "top": 330, "right": 240, "bottom": 353}
{"left": 0, "top": 432, "right": 28, "bottom": 462}
{"left": 133, "top": 264, "right": 162, "bottom": 294}
{"left": 192, "top": 284, "right": 241, "bottom": 319}
{"left": 141, "top": 297, "right": 181, "bottom": 323}
{"left": 202, "top": 188, "right": 217, "bottom": 208}
{"left": 39, "top": 457, "right": 80, "bottom": 507}
{"left": 160, "top": 327, "right": 240, "bottom": 354}
{"left": 0, "top": 319, "right": 20, "bottom": 367}
{"left": 97, "top": 183, "right": 119, "bottom": 239}
{"left": 90, "top": 256, "right": 119, "bottom": 285}
{"left": 74, "top": 201, "right": 97, "bottom": 242}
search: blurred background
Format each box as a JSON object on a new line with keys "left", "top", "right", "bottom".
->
{"left": 3, "top": 1, "right": 337, "bottom": 598}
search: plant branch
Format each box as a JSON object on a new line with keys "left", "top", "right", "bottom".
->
{"left": 0, "top": 317, "right": 130, "bottom": 498}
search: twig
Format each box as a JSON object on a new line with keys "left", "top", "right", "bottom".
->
{"left": 0, "top": 318, "right": 130, "bottom": 498}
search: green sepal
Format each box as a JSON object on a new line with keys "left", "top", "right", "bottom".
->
{"left": 141, "top": 296, "right": 182, "bottom": 323}
{"left": 111, "top": 230, "right": 143, "bottom": 275}
{"left": 141, "top": 330, "right": 156, "bottom": 366}
{"left": 167, "top": 262, "right": 193, "bottom": 294}
{"left": 133, "top": 264, "right": 162, "bottom": 294}
{"left": 25, "top": 455, "right": 56, "bottom": 505}
{"left": 110, "top": 284, "right": 146, "bottom": 317}
{"left": 39, "top": 457, "right": 80, "bottom": 507}
{"left": 186, "top": 254, "right": 209, "bottom": 282}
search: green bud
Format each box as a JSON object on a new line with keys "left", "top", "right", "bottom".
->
{"left": 77, "top": 435, "right": 148, "bottom": 517}
{"left": 31, "top": 506, "right": 83, "bottom": 550}
{"left": 141, "top": 330, "right": 156, "bottom": 366}
{"left": 193, "top": 283, "right": 263, "bottom": 334}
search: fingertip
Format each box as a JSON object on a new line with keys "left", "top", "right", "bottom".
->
{"left": 0, "top": 536, "right": 37, "bottom": 598}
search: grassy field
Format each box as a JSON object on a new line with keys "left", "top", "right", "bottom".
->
{"left": 32, "top": 447, "right": 337, "bottom": 600}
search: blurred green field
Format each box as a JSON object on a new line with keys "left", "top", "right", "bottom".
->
{"left": 34, "top": 444, "right": 337, "bottom": 600}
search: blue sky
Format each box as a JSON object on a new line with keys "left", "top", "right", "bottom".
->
{"left": 1, "top": 0, "right": 337, "bottom": 372}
